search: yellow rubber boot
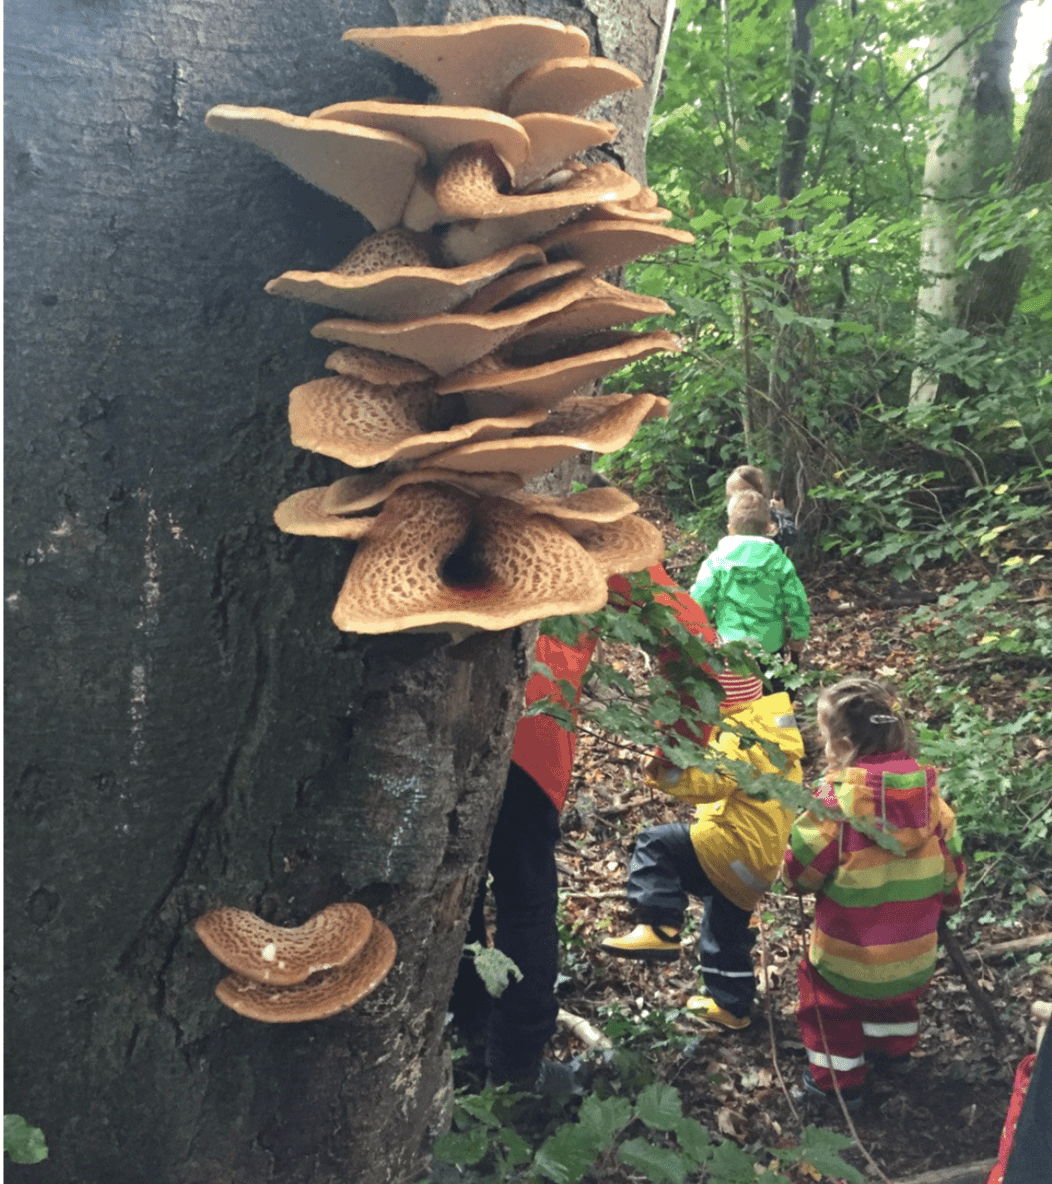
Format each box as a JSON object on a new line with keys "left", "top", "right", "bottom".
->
{"left": 599, "top": 924, "right": 681, "bottom": 962}
{"left": 685, "top": 994, "right": 750, "bottom": 1029}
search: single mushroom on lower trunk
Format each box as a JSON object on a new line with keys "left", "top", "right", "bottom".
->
{"left": 194, "top": 902, "right": 397, "bottom": 1022}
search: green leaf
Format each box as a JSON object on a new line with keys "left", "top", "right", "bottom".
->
{"left": 781, "top": 1125, "right": 866, "bottom": 1183}
{"left": 637, "top": 1081, "right": 684, "bottom": 1130}
{"left": 672, "top": 1115, "right": 713, "bottom": 1165}
{"left": 533, "top": 1122, "right": 605, "bottom": 1184}
{"left": 499, "top": 1127, "right": 532, "bottom": 1166}
{"left": 577, "top": 1094, "right": 633, "bottom": 1150}
{"left": 455, "top": 1093, "right": 503, "bottom": 1128}
{"left": 465, "top": 944, "right": 522, "bottom": 998}
{"left": 431, "top": 1123, "right": 489, "bottom": 1167}
{"left": 1019, "top": 289, "right": 1051, "bottom": 313}
{"left": 618, "top": 1137, "right": 691, "bottom": 1184}
{"left": 707, "top": 1137, "right": 764, "bottom": 1182}
{"left": 4, "top": 1116, "right": 48, "bottom": 1165}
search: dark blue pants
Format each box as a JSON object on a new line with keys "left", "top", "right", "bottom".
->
{"left": 449, "top": 763, "right": 561, "bottom": 1080}
{"left": 626, "top": 821, "right": 756, "bottom": 1019}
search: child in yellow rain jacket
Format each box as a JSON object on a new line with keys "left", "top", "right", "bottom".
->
{"left": 600, "top": 671, "right": 804, "bottom": 1029}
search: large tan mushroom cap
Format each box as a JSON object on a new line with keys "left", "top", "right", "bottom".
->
{"left": 330, "top": 483, "right": 610, "bottom": 634}
{"left": 204, "top": 105, "right": 425, "bottom": 231}
{"left": 539, "top": 219, "right": 696, "bottom": 274}
{"left": 426, "top": 392, "right": 669, "bottom": 478}
{"left": 503, "top": 56, "right": 644, "bottom": 118}
{"left": 455, "top": 260, "right": 584, "bottom": 317}
{"left": 214, "top": 918, "right": 397, "bottom": 1022}
{"left": 310, "top": 274, "right": 598, "bottom": 375}
{"left": 273, "top": 487, "right": 381, "bottom": 539}
{"left": 289, "top": 376, "right": 548, "bottom": 467}
{"left": 434, "top": 146, "right": 639, "bottom": 222}
{"left": 325, "top": 345, "right": 434, "bottom": 386}
{"left": 515, "top": 113, "right": 619, "bottom": 187}
{"left": 569, "top": 514, "right": 666, "bottom": 576}
{"left": 310, "top": 99, "right": 531, "bottom": 179}
{"left": 442, "top": 207, "right": 589, "bottom": 267}
{"left": 266, "top": 241, "right": 546, "bottom": 321}
{"left": 436, "top": 330, "right": 682, "bottom": 404}
{"left": 322, "top": 468, "right": 523, "bottom": 514}
{"left": 343, "top": 17, "right": 590, "bottom": 110}
{"left": 595, "top": 189, "right": 673, "bottom": 224}
{"left": 506, "top": 485, "right": 638, "bottom": 525}
{"left": 331, "top": 228, "right": 438, "bottom": 274}
{"left": 195, "top": 902, "right": 373, "bottom": 986}
{"left": 510, "top": 279, "right": 673, "bottom": 349}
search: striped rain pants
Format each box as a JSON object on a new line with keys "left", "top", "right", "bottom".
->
{"left": 797, "top": 957, "right": 925, "bottom": 1093}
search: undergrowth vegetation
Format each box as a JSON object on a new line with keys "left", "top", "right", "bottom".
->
{"left": 425, "top": 1074, "right": 864, "bottom": 1184}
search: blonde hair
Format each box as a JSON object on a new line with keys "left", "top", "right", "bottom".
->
{"left": 727, "top": 490, "right": 773, "bottom": 536}
{"left": 816, "top": 677, "right": 915, "bottom": 769}
{"left": 725, "top": 465, "right": 770, "bottom": 500}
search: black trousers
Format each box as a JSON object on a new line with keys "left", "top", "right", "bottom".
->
{"left": 449, "top": 763, "right": 561, "bottom": 1079}
{"left": 626, "top": 821, "right": 756, "bottom": 1019}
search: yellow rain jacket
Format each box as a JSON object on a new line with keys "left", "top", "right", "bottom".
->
{"left": 649, "top": 692, "right": 804, "bottom": 912}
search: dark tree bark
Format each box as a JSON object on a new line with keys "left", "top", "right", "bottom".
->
{"left": 3, "top": 1, "right": 671, "bottom": 1181}
{"left": 956, "top": 41, "right": 1052, "bottom": 333}
{"left": 778, "top": 0, "right": 820, "bottom": 214}
{"left": 757, "top": 0, "right": 819, "bottom": 517}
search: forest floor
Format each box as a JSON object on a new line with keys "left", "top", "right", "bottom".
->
{"left": 542, "top": 497, "right": 1051, "bottom": 1183}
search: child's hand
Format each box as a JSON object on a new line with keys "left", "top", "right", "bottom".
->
{"left": 642, "top": 748, "right": 676, "bottom": 787}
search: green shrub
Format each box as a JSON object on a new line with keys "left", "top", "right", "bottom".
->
{"left": 422, "top": 1077, "right": 863, "bottom": 1184}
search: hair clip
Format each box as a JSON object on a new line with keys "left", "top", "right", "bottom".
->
{"left": 869, "top": 714, "right": 898, "bottom": 725}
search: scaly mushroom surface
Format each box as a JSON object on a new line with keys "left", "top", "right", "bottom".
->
{"left": 215, "top": 919, "right": 397, "bottom": 1022}
{"left": 195, "top": 902, "right": 373, "bottom": 986}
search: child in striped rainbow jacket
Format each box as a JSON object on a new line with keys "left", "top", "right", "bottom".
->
{"left": 783, "top": 677, "right": 966, "bottom": 1108}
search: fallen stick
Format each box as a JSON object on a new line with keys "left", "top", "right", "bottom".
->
{"left": 957, "top": 932, "right": 1052, "bottom": 962}
{"left": 938, "top": 918, "right": 1004, "bottom": 1038}
{"left": 558, "top": 1008, "right": 614, "bottom": 1051}
{"left": 891, "top": 1158, "right": 996, "bottom": 1184}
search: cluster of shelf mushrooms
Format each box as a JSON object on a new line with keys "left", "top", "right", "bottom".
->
{"left": 195, "top": 903, "right": 396, "bottom": 1022}
{"left": 206, "top": 14, "right": 694, "bottom": 638}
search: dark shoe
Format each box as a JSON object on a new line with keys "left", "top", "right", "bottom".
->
{"left": 865, "top": 1051, "right": 915, "bottom": 1076}
{"left": 790, "top": 1070, "right": 864, "bottom": 1113}
{"left": 599, "top": 924, "right": 681, "bottom": 962}
{"left": 488, "top": 1056, "right": 587, "bottom": 1102}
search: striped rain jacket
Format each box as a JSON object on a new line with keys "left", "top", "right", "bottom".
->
{"left": 783, "top": 752, "right": 966, "bottom": 1001}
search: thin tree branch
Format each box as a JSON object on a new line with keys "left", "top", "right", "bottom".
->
{"left": 938, "top": 916, "right": 1005, "bottom": 1038}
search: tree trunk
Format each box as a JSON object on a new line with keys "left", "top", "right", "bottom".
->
{"left": 3, "top": 2, "right": 671, "bottom": 1182}
{"left": 762, "top": 0, "right": 819, "bottom": 512}
{"left": 910, "top": 0, "right": 1023, "bottom": 404}
{"left": 954, "top": 40, "right": 1052, "bottom": 334}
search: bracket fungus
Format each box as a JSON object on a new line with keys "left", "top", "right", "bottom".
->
{"left": 342, "top": 17, "right": 592, "bottom": 110}
{"left": 195, "top": 902, "right": 397, "bottom": 1022}
{"left": 206, "top": 14, "right": 695, "bottom": 638}
{"left": 266, "top": 237, "right": 547, "bottom": 321}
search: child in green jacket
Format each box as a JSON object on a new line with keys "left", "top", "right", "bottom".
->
{"left": 691, "top": 489, "right": 810, "bottom": 659}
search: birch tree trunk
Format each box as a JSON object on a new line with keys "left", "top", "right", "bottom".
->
{"left": 3, "top": 2, "right": 672, "bottom": 1182}
{"left": 909, "top": 0, "right": 1024, "bottom": 405}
